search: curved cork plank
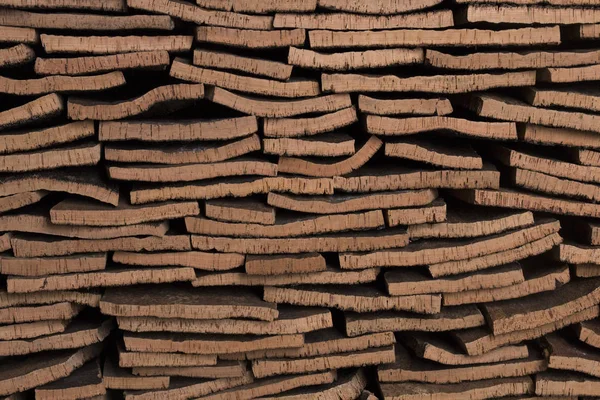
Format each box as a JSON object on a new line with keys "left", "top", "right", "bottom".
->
{"left": 358, "top": 95, "right": 452, "bottom": 116}
{"left": 100, "top": 116, "right": 257, "bottom": 142}
{"left": 511, "top": 168, "right": 600, "bottom": 203}
{"left": 267, "top": 190, "right": 437, "bottom": 214}
{"left": 0, "top": 143, "right": 100, "bottom": 173}
{"left": 536, "top": 370, "right": 600, "bottom": 397}
{"left": 170, "top": 60, "right": 319, "bottom": 98}
{"left": 0, "top": 253, "right": 106, "bottom": 276}
{"left": 197, "top": 26, "right": 305, "bottom": 49}
{"left": 185, "top": 210, "right": 384, "bottom": 238}
{"left": 68, "top": 83, "right": 204, "bottom": 120}
{"left": 576, "top": 319, "right": 600, "bottom": 348}
{"left": 538, "top": 64, "right": 600, "bottom": 83}
{"left": 100, "top": 285, "right": 278, "bottom": 321}
{"left": 263, "top": 107, "right": 358, "bottom": 138}
{"left": 229, "top": 0, "right": 316, "bottom": 13}
{"left": 289, "top": 47, "right": 423, "bottom": 71}
{"left": 246, "top": 254, "right": 326, "bottom": 275}
{"left": 0, "top": 302, "right": 82, "bottom": 324}
{"left": 0, "top": 320, "right": 68, "bottom": 341}
{"left": 113, "top": 251, "right": 244, "bottom": 271}
{"left": 0, "top": 343, "right": 102, "bottom": 396}
{"left": 264, "top": 134, "right": 355, "bottom": 157}
{"left": 191, "top": 228, "right": 409, "bottom": 254}
{"left": 0, "top": 71, "right": 125, "bottom": 95}
{"left": 386, "top": 199, "right": 447, "bottom": 227}
{"left": 0, "top": 289, "right": 100, "bottom": 308}
{"left": 104, "top": 358, "right": 168, "bottom": 390}
{"left": 35, "top": 360, "right": 104, "bottom": 400}
{"left": 0, "top": 25, "right": 37, "bottom": 44}
{"left": 309, "top": 26, "right": 561, "bottom": 49}
{"left": 0, "top": 121, "right": 94, "bottom": 154}
{"left": 277, "top": 136, "right": 381, "bottom": 177}
{"left": 559, "top": 242, "right": 600, "bottom": 264}
{"left": 118, "top": 346, "right": 216, "bottom": 367}
{"left": 426, "top": 48, "right": 600, "bottom": 70}
{"left": 0, "top": 0, "right": 125, "bottom": 11}
{"left": 123, "top": 376, "right": 253, "bottom": 400}
{"left": 274, "top": 10, "right": 453, "bottom": 30}
{"left": 544, "top": 332, "right": 600, "bottom": 378}
{"left": 0, "top": 93, "right": 63, "bottom": 132}
{"left": 385, "top": 139, "right": 482, "bottom": 169}
{"left": 344, "top": 305, "right": 485, "bottom": 337}
{"left": 194, "top": 50, "right": 292, "bottom": 81}
{"left": 569, "top": 147, "right": 600, "bottom": 165}
{"left": 366, "top": 115, "right": 517, "bottom": 140}
{"left": 108, "top": 159, "right": 277, "bottom": 182}
{"left": 205, "top": 199, "right": 274, "bottom": 225}
{"left": 523, "top": 87, "right": 600, "bottom": 112}
{"left": 463, "top": 5, "right": 600, "bottom": 24}
{"left": 41, "top": 34, "right": 192, "bottom": 54}
{"left": 132, "top": 361, "right": 247, "bottom": 379}
{"left": 521, "top": 124, "right": 600, "bottom": 148}
{"left": 317, "top": 0, "right": 441, "bottom": 14}
{"left": 0, "top": 191, "right": 48, "bottom": 214}
{"left": 206, "top": 87, "right": 351, "bottom": 118}
{"left": 0, "top": 44, "right": 35, "bottom": 68}
{"left": 340, "top": 219, "right": 560, "bottom": 269}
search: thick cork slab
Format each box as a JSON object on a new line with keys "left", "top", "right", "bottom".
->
{"left": 123, "top": 375, "right": 253, "bottom": 400}
{"left": 0, "top": 25, "right": 37, "bottom": 44}
{"left": 264, "top": 134, "right": 355, "bottom": 157}
{"left": 0, "top": 44, "right": 35, "bottom": 68}
{"left": 520, "top": 124, "right": 600, "bottom": 148}
{"left": 358, "top": 95, "right": 452, "bottom": 116}
{"left": 0, "top": 93, "right": 63, "bottom": 132}
{"left": 380, "top": 376, "right": 533, "bottom": 400}
{"left": 0, "top": 302, "right": 82, "bottom": 324}
{"left": 194, "top": 50, "right": 292, "bottom": 81}
{"left": 524, "top": 87, "right": 600, "bottom": 112}
{"left": 0, "top": 143, "right": 100, "bottom": 173}
{"left": 317, "top": 0, "right": 441, "bottom": 14}
{"left": 544, "top": 333, "right": 600, "bottom": 377}
{"left": 191, "top": 228, "right": 409, "bottom": 254}
{"left": 263, "top": 107, "right": 358, "bottom": 138}
{"left": 560, "top": 242, "right": 600, "bottom": 264}
{"left": 100, "top": 285, "right": 278, "bottom": 321}
{"left": 68, "top": 83, "right": 204, "bottom": 120}
{"left": 197, "top": 26, "right": 304, "bottom": 49}
{"left": 0, "top": 320, "right": 68, "bottom": 341}
{"left": 0, "top": 191, "right": 48, "bottom": 214}
{"left": 576, "top": 319, "right": 600, "bottom": 348}
{"left": 0, "top": 253, "right": 106, "bottom": 276}
{"left": 289, "top": 47, "right": 423, "bottom": 71}
{"left": 35, "top": 51, "right": 169, "bottom": 76}
{"left": 385, "top": 138, "right": 482, "bottom": 169}
{"left": 119, "top": 346, "right": 216, "bottom": 368}
{"left": 386, "top": 199, "right": 447, "bottom": 227}
{"left": 132, "top": 361, "right": 247, "bottom": 379}
{"left": 0, "top": 72, "right": 125, "bottom": 95}
{"left": 245, "top": 254, "right": 326, "bottom": 275}
{"left": 99, "top": 116, "right": 257, "bottom": 142}
{"left": 41, "top": 34, "right": 192, "bottom": 54}
{"left": 104, "top": 357, "right": 168, "bottom": 390}
{"left": 113, "top": 251, "right": 244, "bottom": 272}
{"left": 463, "top": 5, "right": 600, "bottom": 24}
{"left": 0, "top": 343, "right": 101, "bottom": 396}
{"left": 0, "top": 289, "right": 100, "bottom": 308}
{"left": 568, "top": 22, "right": 600, "bottom": 39}
{"left": 309, "top": 26, "right": 560, "bottom": 49}
{"left": 443, "top": 258, "right": 570, "bottom": 306}
{"left": 50, "top": 197, "right": 199, "bottom": 227}
{"left": 340, "top": 219, "right": 559, "bottom": 269}
{"left": 206, "top": 87, "right": 350, "bottom": 118}
{"left": 170, "top": 60, "right": 318, "bottom": 99}
{"left": 568, "top": 148, "right": 600, "bottom": 165}
{"left": 322, "top": 71, "right": 535, "bottom": 94}
{"left": 0, "top": 0, "right": 126, "bottom": 11}
{"left": 205, "top": 199, "right": 274, "bottom": 225}
{"left": 35, "top": 360, "right": 104, "bottom": 400}
{"left": 367, "top": 115, "right": 517, "bottom": 140}
{"left": 541, "top": 63, "right": 600, "bottom": 83}
{"left": 118, "top": 306, "right": 331, "bottom": 336}
{"left": 0, "top": 121, "right": 94, "bottom": 155}
{"left": 536, "top": 370, "right": 600, "bottom": 397}
{"left": 454, "top": 305, "right": 600, "bottom": 356}
{"left": 574, "top": 264, "right": 600, "bottom": 278}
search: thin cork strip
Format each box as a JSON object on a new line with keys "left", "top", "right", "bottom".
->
{"left": 288, "top": 47, "right": 423, "bottom": 71}
{"left": 196, "top": 26, "right": 306, "bottom": 49}
{"left": 263, "top": 107, "right": 358, "bottom": 138}
{"left": 386, "top": 199, "right": 447, "bottom": 227}
{"left": 385, "top": 138, "right": 483, "bottom": 169}
{"left": 358, "top": 95, "right": 452, "bottom": 116}
{"left": 194, "top": 49, "right": 292, "bottom": 81}
{"left": 0, "top": 253, "right": 107, "bottom": 276}
{"left": 0, "top": 121, "right": 95, "bottom": 154}
{"left": 245, "top": 254, "right": 326, "bottom": 275}
{"left": 0, "top": 71, "right": 125, "bottom": 95}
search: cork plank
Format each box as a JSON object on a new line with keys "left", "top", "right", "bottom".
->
{"left": 0, "top": 44, "right": 35, "bottom": 68}
{"left": 0, "top": 25, "right": 38, "bottom": 44}
{"left": 316, "top": 0, "right": 442, "bottom": 14}
{"left": 574, "top": 264, "right": 600, "bottom": 278}
{"left": 41, "top": 34, "right": 192, "bottom": 54}
{"left": 569, "top": 22, "right": 600, "bottom": 39}
{"left": 0, "top": 289, "right": 100, "bottom": 308}
{"left": 123, "top": 375, "right": 253, "bottom": 400}
{"left": 539, "top": 64, "right": 600, "bottom": 83}
{"left": 0, "top": 253, "right": 106, "bottom": 276}
{"left": 0, "top": 320, "right": 68, "bottom": 341}
{"left": 0, "top": 232, "right": 10, "bottom": 251}
{"left": 0, "top": 121, "right": 95, "bottom": 155}
{"left": 34, "top": 360, "right": 104, "bottom": 400}
{"left": 288, "top": 48, "right": 423, "bottom": 71}
{"left": 0, "top": 93, "right": 63, "bottom": 132}
{"left": 560, "top": 242, "right": 600, "bottom": 264}
{"left": 197, "top": 26, "right": 305, "bottom": 49}
{"left": 568, "top": 148, "right": 600, "bottom": 164}
{"left": 0, "top": 71, "right": 125, "bottom": 95}
{"left": 512, "top": 167, "right": 600, "bottom": 202}
{"left": 132, "top": 361, "right": 247, "bottom": 379}
{"left": 544, "top": 333, "right": 600, "bottom": 377}
{"left": 104, "top": 357, "right": 168, "bottom": 390}
{"left": 194, "top": 50, "right": 292, "bottom": 81}
{"left": 523, "top": 87, "right": 600, "bottom": 112}
{"left": 205, "top": 199, "right": 274, "bottom": 225}
{"left": 358, "top": 95, "right": 452, "bottom": 116}
{"left": 245, "top": 254, "right": 326, "bottom": 275}
{"left": 0, "top": 302, "right": 81, "bottom": 324}
{"left": 263, "top": 107, "right": 358, "bottom": 138}
{"left": 575, "top": 319, "right": 600, "bottom": 348}
{"left": 520, "top": 124, "right": 600, "bottom": 148}
{"left": 264, "top": 134, "right": 355, "bottom": 157}
{"left": 0, "top": 191, "right": 48, "bottom": 214}
{"left": 536, "top": 370, "right": 600, "bottom": 397}
{"left": 119, "top": 346, "right": 217, "bottom": 368}
{"left": 0, "top": 143, "right": 100, "bottom": 173}
{"left": 385, "top": 138, "right": 483, "bottom": 169}
{"left": 463, "top": 5, "right": 600, "bottom": 24}
{"left": 0, "top": 0, "right": 126, "bottom": 11}
{"left": 386, "top": 199, "right": 447, "bottom": 227}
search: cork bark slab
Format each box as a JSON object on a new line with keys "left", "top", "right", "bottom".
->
{"left": 574, "top": 264, "right": 600, "bottom": 278}
{"left": 575, "top": 319, "right": 600, "bottom": 348}
{"left": 568, "top": 148, "right": 600, "bottom": 165}
{"left": 536, "top": 370, "right": 600, "bottom": 397}
{"left": 263, "top": 107, "right": 358, "bottom": 138}
{"left": 35, "top": 51, "right": 170, "bottom": 76}
{"left": 288, "top": 48, "right": 423, "bottom": 71}
{"left": 385, "top": 138, "right": 482, "bottom": 170}
{"left": 123, "top": 375, "right": 253, "bottom": 400}
{"left": 206, "top": 87, "right": 351, "bottom": 118}
{"left": 68, "top": 83, "right": 204, "bottom": 120}
{"left": 0, "top": 0, "right": 126, "bottom": 11}
{"left": 340, "top": 219, "right": 559, "bottom": 269}
{"left": 544, "top": 332, "right": 600, "bottom": 377}
{"left": 0, "top": 72, "right": 125, "bottom": 95}
{"left": 520, "top": 124, "right": 600, "bottom": 149}
{"left": 119, "top": 346, "right": 217, "bottom": 368}
{"left": 170, "top": 60, "right": 318, "bottom": 99}
{"left": 0, "top": 343, "right": 101, "bottom": 396}
{"left": 117, "top": 306, "right": 332, "bottom": 336}
{"left": 457, "top": 0, "right": 600, "bottom": 3}
{"left": 358, "top": 95, "right": 452, "bottom": 116}
{"left": 0, "top": 302, "right": 82, "bottom": 324}
{"left": 223, "top": 0, "right": 317, "bottom": 13}
{"left": 0, "top": 191, "right": 48, "bottom": 214}
{"left": 196, "top": 26, "right": 305, "bottom": 49}
{"left": 194, "top": 50, "right": 292, "bottom": 81}
{"left": 0, "top": 253, "right": 107, "bottom": 276}
{"left": 0, "top": 143, "right": 100, "bottom": 173}
{"left": 559, "top": 242, "right": 600, "bottom": 263}
{"left": 378, "top": 344, "right": 546, "bottom": 384}
{"left": 366, "top": 115, "right": 517, "bottom": 140}
{"left": 568, "top": 22, "right": 600, "bottom": 39}
{"left": 263, "top": 134, "right": 356, "bottom": 157}
{"left": 113, "top": 251, "right": 244, "bottom": 271}
{"left": 0, "top": 289, "right": 101, "bottom": 308}
{"left": 317, "top": 0, "right": 441, "bottom": 14}
{"left": 268, "top": 190, "right": 437, "bottom": 214}
{"left": 263, "top": 285, "right": 441, "bottom": 314}
{"left": 539, "top": 64, "right": 600, "bottom": 84}
{"left": 245, "top": 254, "right": 326, "bottom": 275}
{"left": 41, "top": 34, "right": 193, "bottom": 54}
{"left": 463, "top": 5, "right": 600, "bottom": 24}
{"left": 132, "top": 361, "right": 247, "bottom": 379}
{"left": 322, "top": 71, "right": 535, "bottom": 94}
{"left": 344, "top": 305, "right": 485, "bottom": 337}
{"left": 0, "top": 121, "right": 95, "bottom": 155}
{"left": 191, "top": 228, "right": 409, "bottom": 254}
{"left": 205, "top": 199, "right": 274, "bottom": 225}
{"left": 385, "top": 263, "right": 525, "bottom": 296}
{"left": 0, "top": 44, "right": 35, "bottom": 68}
{"left": 34, "top": 359, "right": 104, "bottom": 400}
{"left": 50, "top": 197, "right": 199, "bottom": 227}
{"left": 0, "top": 320, "right": 68, "bottom": 341}
{"left": 525, "top": 88, "right": 600, "bottom": 114}
{"left": 380, "top": 376, "right": 534, "bottom": 400}
{"left": 308, "top": 26, "right": 560, "bottom": 49}
{"left": 407, "top": 209, "right": 533, "bottom": 239}
{"left": 108, "top": 159, "right": 277, "bottom": 182}
{"left": 104, "top": 357, "right": 169, "bottom": 390}
{"left": 185, "top": 209, "right": 384, "bottom": 238}
{"left": 0, "top": 93, "right": 63, "bottom": 132}
{"left": 99, "top": 116, "right": 257, "bottom": 142}
{"left": 100, "top": 285, "right": 278, "bottom": 321}
{"left": 386, "top": 199, "right": 447, "bottom": 227}
{"left": 0, "top": 26, "right": 38, "bottom": 44}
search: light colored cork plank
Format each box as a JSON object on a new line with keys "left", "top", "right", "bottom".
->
{"left": 68, "top": 83, "right": 204, "bottom": 121}
{"left": 246, "top": 254, "right": 326, "bottom": 276}
{"left": 0, "top": 253, "right": 106, "bottom": 276}
{"left": 118, "top": 345, "right": 216, "bottom": 368}
{"left": 268, "top": 189, "right": 437, "bottom": 214}
{"left": 274, "top": 10, "right": 453, "bottom": 30}
{"left": 0, "top": 302, "right": 82, "bottom": 324}
{"left": 569, "top": 22, "right": 600, "bottom": 39}
{"left": 456, "top": 0, "right": 600, "bottom": 4}
{"left": 0, "top": 191, "right": 48, "bottom": 214}
{"left": 99, "top": 116, "right": 257, "bottom": 142}
{"left": 130, "top": 176, "right": 334, "bottom": 204}
{"left": 0, "top": 320, "right": 68, "bottom": 341}
{"left": 559, "top": 242, "right": 600, "bottom": 264}
{"left": 123, "top": 375, "right": 253, "bottom": 400}
{"left": 408, "top": 209, "right": 533, "bottom": 239}
{"left": 40, "top": 34, "right": 192, "bottom": 54}
{"left": 128, "top": 0, "right": 272, "bottom": 30}
{"left": 196, "top": 26, "right": 305, "bottom": 49}
{"left": 344, "top": 305, "right": 485, "bottom": 337}
{"left": 340, "top": 219, "right": 559, "bottom": 269}
{"left": 0, "top": 25, "right": 37, "bottom": 43}
{"left": 358, "top": 95, "right": 452, "bottom": 116}
{"left": 576, "top": 319, "right": 600, "bottom": 348}
{"left": 574, "top": 264, "right": 600, "bottom": 278}
{"left": 206, "top": 87, "right": 350, "bottom": 118}
{"left": 536, "top": 370, "right": 600, "bottom": 397}
{"left": 0, "top": 71, "right": 125, "bottom": 95}
{"left": 511, "top": 167, "right": 600, "bottom": 202}
{"left": 366, "top": 115, "right": 517, "bottom": 140}
{"left": 263, "top": 107, "right": 357, "bottom": 138}
{"left": 568, "top": 148, "right": 600, "bottom": 165}
{"left": 0, "top": 121, "right": 94, "bottom": 155}
{"left": 463, "top": 5, "right": 600, "bottom": 24}
{"left": 520, "top": 124, "right": 600, "bottom": 148}
{"left": 194, "top": 50, "right": 291, "bottom": 81}
{"left": 34, "top": 360, "right": 104, "bottom": 400}
{"left": 538, "top": 64, "right": 600, "bottom": 83}
{"left": 50, "top": 197, "right": 199, "bottom": 227}
{"left": 386, "top": 199, "right": 447, "bottom": 227}
{"left": 204, "top": 199, "right": 273, "bottom": 226}
{"left": 105, "top": 357, "right": 169, "bottom": 390}
{"left": 264, "top": 134, "right": 354, "bottom": 158}
{"left": 197, "top": 0, "right": 315, "bottom": 13}
{"left": 132, "top": 361, "right": 247, "bottom": 379}
{"left": 192, "top": 228, "right": 409, "bottom": 254}
{"left": 0, "top": 289, "right": 100, "bottom": 308}
{"left": 289, "top": 47, "right": 423, "bottom": 71}
{"left": 0, "top": 343, "right": 101, "bottom": 396}
{"left": 0, "top": 143, "right": 100, "bottom": 173}
{"left": 0, "top": 44, "right": 35, "bottom": 68}
{"left": 0, "top": 93, "right": 63, "bottom": 132}
{"left": 309, "top": 26, "right": 560, "bottom": 49}
{"left": 523, "top": 87, "right": 600, "bottom": 113}
{"left": 264, "top": 285, "right": 441, "bottom": 314}
{"left": 317, "top": 0, "right": 442, "bottom": 14}
{"left": 0, "top": 0, "right": 125, "bottom": 11}
{"left": 100, "top": 285, "right": 278, "bottom": 321}
{"left": 385, "top": 139, "right": 482, "bottom": 170}
{"left": 544, "top": 332, "right": 600, "bottom": 377}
